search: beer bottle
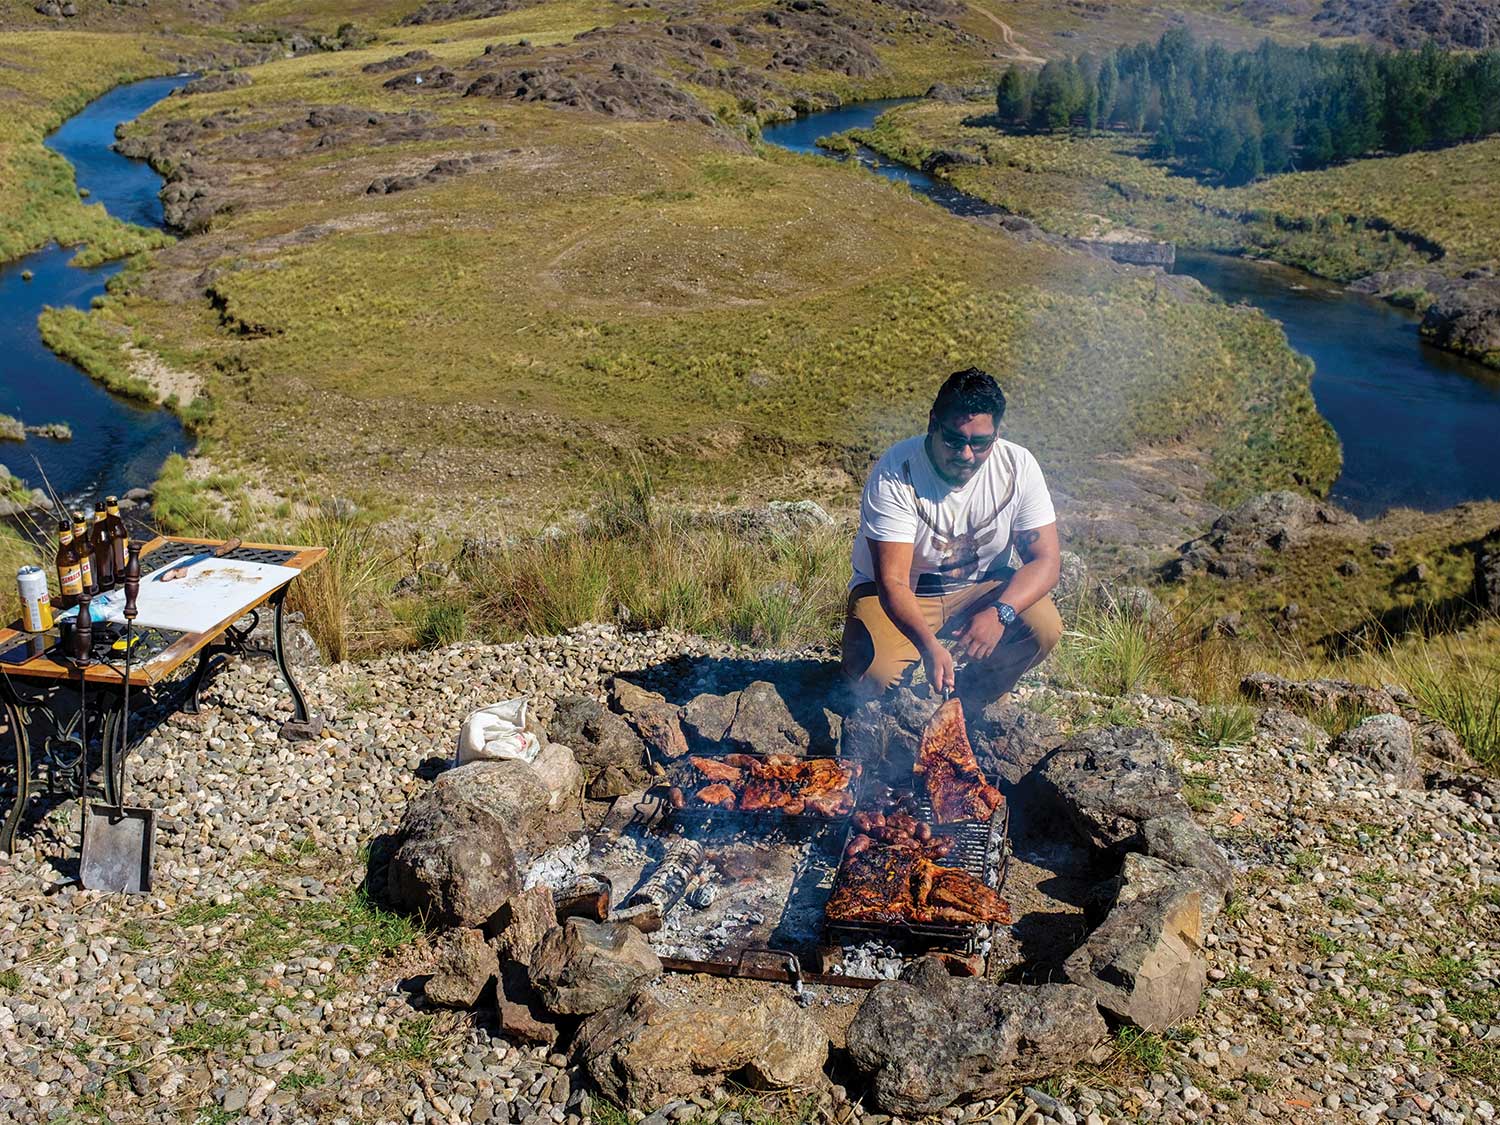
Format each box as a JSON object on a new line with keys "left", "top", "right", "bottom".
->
{"left": 106, "top": 496, "right": 129, "bottom": 575}
{"left": 92, "top": 502, "right": 115, "bottom": 592}
{"left": 55, "top": 521, "right": 83, "bottom": 612}
{"left": 71, "top": 512, "right": 96, "bottom": 595}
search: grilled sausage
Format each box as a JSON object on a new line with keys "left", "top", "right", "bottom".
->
{"left": 667, "top": 787, "right": 686, "bottom": 810}
{"left": 847, "top": 834, "right": 873, "bottom": 857}
{"left": 914, "top": 822, "right": 933, "bottom": 842}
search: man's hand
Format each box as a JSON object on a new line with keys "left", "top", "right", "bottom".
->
{"left": 956, "top": 605, "right": 1005, "bottom": 661}
{"left": 922, "top": 641, "right": 956, "bottom": 695}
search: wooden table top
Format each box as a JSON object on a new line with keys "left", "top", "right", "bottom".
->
{"left": 0, "top": 535, "right": 326, "bottom": 688}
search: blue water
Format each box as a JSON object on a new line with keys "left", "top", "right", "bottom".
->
{"left": 0, "top": 75, "right": 189, "bottom": 506}
{"left": 764, "top": 102, "right": 1500, "bottom": 517}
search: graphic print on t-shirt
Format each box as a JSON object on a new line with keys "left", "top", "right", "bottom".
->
{"left": 900, "top": 452, "right": 1015, "bottom": 584}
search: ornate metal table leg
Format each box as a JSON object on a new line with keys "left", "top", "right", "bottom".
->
{"left": 272, "top": 587, "right": 310, "bottom": 725}
{"left": 0, "top": 679, "right": 32, "bottom": 854}
{"left": 182, "top": 649, "right": 215, "bottom": 716}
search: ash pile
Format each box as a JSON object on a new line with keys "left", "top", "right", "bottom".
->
{"left": 366, "top": 662, "right": 1235, "bottom": 1115}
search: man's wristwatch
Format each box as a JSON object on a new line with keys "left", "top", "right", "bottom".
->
{"left": 995, "top": 602, "right": 1019, "bottom": 627}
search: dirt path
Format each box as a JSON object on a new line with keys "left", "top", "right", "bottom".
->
{"left": 969, "top": 3, "right": 1047, "bottom": 65}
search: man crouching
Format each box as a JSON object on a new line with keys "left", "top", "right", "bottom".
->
{"left": 841, "top": 367, "right": 1062, "bottom": 702}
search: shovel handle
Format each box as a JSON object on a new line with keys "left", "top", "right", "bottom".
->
{"left": 123, "top": 548, "right": 140, "bottom": 622}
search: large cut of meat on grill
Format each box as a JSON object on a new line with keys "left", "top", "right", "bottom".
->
{"left": 695, "top": 782, "right": 736, "bottom": 806}
{"left": 689, "top": 756, "right": 744, "bottom": 783}
{"left": 911, "top": 858, "right": 1012, "bottom": 924}
{"left": 915, "top": 698, "right": 1004, "bottom": 823}
{"left": 826, "top": 842, "right": 1011, "bottom": 927}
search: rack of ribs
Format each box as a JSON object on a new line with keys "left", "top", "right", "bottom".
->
{"left": 915, "top": 699, "right": 1004, "bottom": 823}
{"left": 826, "top": 839, "right": 1011, "bottom": 927}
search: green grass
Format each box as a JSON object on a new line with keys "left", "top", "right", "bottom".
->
{"left": 1194, "top": 702, "right": 1255, "bottom": 748}
{"left": 36, "top": 307, "right": 156, "bottom": 403}
{"left": 0, "top": 968, "right": 20, "bottom": 992}
{"left": 1112, "top": 1026, "right": 1169, "bottom": 1073}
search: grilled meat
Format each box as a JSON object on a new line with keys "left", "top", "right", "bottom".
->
{"left": 827, "top": 842, "right": 1009, "bottom": 926}
{"left": 695, "top": 782, "right": 736, "bottom": 806}
{"left": 689, "top": 756, "right": 744, "bottom": 783}
{"left": 738, "top": 780, "right": 791, "bottom": 811}
{"left": 803, "top": 789, "right": 855, "bottom": 817}
{"left": 916, "top": 699, "right": 1004, "bottom": 823}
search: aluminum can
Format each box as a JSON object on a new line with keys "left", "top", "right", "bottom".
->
{"left": 17, "top": 565, "right": 53, "bottom": 633}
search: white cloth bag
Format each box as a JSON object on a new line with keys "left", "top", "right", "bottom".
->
{"left": 455, "top": 697, "right": 542, "bottom": 766}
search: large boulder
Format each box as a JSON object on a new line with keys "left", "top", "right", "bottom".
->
{"left": 424, "top": 927, "right": 497, "bottom": 1009}
{"left": 1421, "top": 279, "right": 1500, "bottom": 361}
{"left": 846, "top": 957, "right": 1106, "bottom": 1115}
{"left": 976, "top": 696, "right": 1066, "bottom": 786}
{"left": 1115, "top": 851, "right": 1226, "bottom": 931}
{"left": 610, "top": 679, "right": 689, "bottom": 760}
{"left": 550, "top": 695, "right": 652, "bottom": 799}
{"left": 726, "top": 680, "right": 809, "bottom": 755}
{"left": 1040, "top": 727, "right": 1188, "bottom": 856}
{"left": 575, "top": 988, "right": 829, "bottom": 1108}
{"left": 529, "top": 918, "right": 662, "bottom": 1016}
{"left": 1063, "top": 884, "right": 1206, "bottom": 1031}
{"left": 1331, "top": 714, "right": 1423, "bottom": 788}
{"left": 1167, "top": 491, "right": 1357, "bottom": 579}
{"left": 386, "top": 786, "right": 520, "bottom": 928}
{"left": 429, "top": 759, "right": 583, "bottom": 862}
{"left": 530, "top": 743, "right": 584, "bottom": 811}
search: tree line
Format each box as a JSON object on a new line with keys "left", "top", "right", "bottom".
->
{"left": 994, "top": 30, "right": 1500, "bottom": 184}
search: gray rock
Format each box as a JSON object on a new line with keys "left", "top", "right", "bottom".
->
{"left": 1040, "top": 727, "right": 1187, "bottom": 855}
{"left": 725, "top": 681, "right": 809, "bottom": 756}
{"left": 1053, "top": 550, "right": 1089, "bottom": 625}
{"left": 847, "top": 957, "right": 1106, "bottom": 1115}
{"left": 424, "top": 927, "right": 497, "bottom": 1009}
{"left": 610, "top": 678, "right": 689, "bottom": 760}
{"left": 1415, "top": 720, "right": 1474, "bottom": 769}
{"left": 975, "top": 696, "right": 1065, "bottom": 786}
{"left": 1167, "top": 490, "right": 1357, "bottom": 579}
{"left": 574, "top": 988, "right": 828, "bottom": 1108}
{"left": 386, "top": 786, "right": 520, "bottom": 928}
{"left": 1255, "top": 707, "right": 1326, "bottom": 748}
{"left": 1142, "top": 814, "right": 1233, "bottom": 894}
{"left": 1421, "top": 278, "right": 1500, "bottom": 361}
{"left": 1115, "top": 851, "right": 1226, "bottom": 931}
{"left": 1240, "top": 673, "right": 1404, "bottom": 718}
{"left": 549, "top": 695, "right": 650, "bottom": 799}
{"left": 1063, "top": 884, "right": 1207, "bottom": 1031}
{"left": 1331, "top": 714, "right": 1423, "bottom": 788}
{"left": 530, "top": 918, "right": 661, "bottom": 1016}
{"left": 430, "top": 759, "right": 582, "bottom": 862}
{"left": 489, "top": 885, "right": 558, "bottom": 968}
{"left": 683, "top": 690, "right": 739, "bottom": 744}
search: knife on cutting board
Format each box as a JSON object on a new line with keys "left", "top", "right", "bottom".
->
{"left": 155, "top": 538, "right": 243, "bottom": 582}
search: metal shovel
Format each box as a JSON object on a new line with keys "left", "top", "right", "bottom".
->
{"left": 81, "top": 548, "right": 156, "bottom": 894}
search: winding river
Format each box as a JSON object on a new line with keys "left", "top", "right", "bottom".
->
{"left": 0, "top": 75, "right": 187, "bottom": 507}
{"left": 763, "top": 102, "right": 1500, "bottom": 518}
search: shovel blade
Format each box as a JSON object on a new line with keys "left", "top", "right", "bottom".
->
{"left": 80, "top": 805, "right": 156, "bottom": 894}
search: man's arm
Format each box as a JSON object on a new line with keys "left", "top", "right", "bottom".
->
{"left": 870, "top": 538, "right": 955, "bottom": 694}
{"left": 955, "top": 522, "right": 1062, "bottom": 659}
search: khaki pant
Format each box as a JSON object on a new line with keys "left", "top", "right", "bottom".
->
{"left": 841, "top": 577, "right": 1063, "bottom": 702}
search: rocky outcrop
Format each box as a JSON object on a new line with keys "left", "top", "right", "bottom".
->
{"left": 549, "top": 695, "right": 652, "bottom": 798}
{"left": 575, "top": 988, "right": 829, "bottom": 1107}
{"left": 847, "top": 957, "right": 1106, "bottom": 1115}
{"left": 1240, "top": 672, "right": 1405, "bottom": 718}
{"left": 1331, "top": 714, "right": 1424, "bottom": 788}
{"left": 1474, "top": 528, "right": 1500, "bottom": 615}
{"left": 1421, "top": 278, "right": 1500, "bottom": 364}
{"left": 1041, "top": 727, "right": 1189, "bottom": 856}
{"left": 1166, "top": 491, "right": 1359, "bottom": 580}
{"left": 1315, "top": 0, "right": 1500, "bottom": 51}
{"left": 428, "top": 759, "right": 582, "bottom": 861}
{"left": 1142, "top": 813, "right": 1234, "bottom": 896}
{"left": 385, "top": 785, "right": 520, "bottom": 928}
{"left": 175, "top": 71, "right": 252, "bottom": 97}
{"left": 489, "top": 885, "right": 559, "bottom": 967}
{"left": 529, "top": 919, "right": 661, "bottom": 1016}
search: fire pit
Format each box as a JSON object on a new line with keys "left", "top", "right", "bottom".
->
{"left": 538, "top": 691, "right": 1015, "bottom": 988}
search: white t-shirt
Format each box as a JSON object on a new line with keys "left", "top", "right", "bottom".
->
{"left": 850, "top": 435, "right": 1055, "bottom": 594}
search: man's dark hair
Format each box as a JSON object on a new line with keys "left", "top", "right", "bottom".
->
{"left": 930, "top": 367, "right": 1006, "bottom": 426}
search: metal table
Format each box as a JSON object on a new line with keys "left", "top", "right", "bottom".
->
{"left": 0, "top": 535, "right": 326, "bottom": 854}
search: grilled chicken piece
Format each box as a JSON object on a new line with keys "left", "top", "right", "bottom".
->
{"left": 917, "top": 699, "right": 1004, "bottom": 823}
{"left": 722, "top": 753, "right": 760, "bottom": 769}
{"left": 689, "top": 756, "right": 744, "bottom": 783}
{"left": 828, "top": 845, "right": 1009, "bottom": 926}
{"left": 803, "top": 789, "right": 855, "bottom": 817}
{"left": 695, "top": 782, "right": 736, "bottom": 806}
{"left": 913, "top": 858, "right": 1012, "bottom": 924}
{"left": 738, "top": 780, "right": 791, "bottom": 811}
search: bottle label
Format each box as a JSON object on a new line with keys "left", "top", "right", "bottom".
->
{"left": 60, "top": 564, "right": 83, "bottom": 595}
{"left": 79, "top": 555, "right": 93, "bottom": 588}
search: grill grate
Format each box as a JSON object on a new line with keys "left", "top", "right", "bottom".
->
{"left": 663, "top": 753, "right": 859, "bottom": 823}
{"left": 141, "top": 542, "right": 298, "bottom": 568}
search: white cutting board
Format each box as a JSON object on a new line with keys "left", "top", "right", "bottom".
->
{"left": 82, "top": 557, "right": 303, "bottom": 634}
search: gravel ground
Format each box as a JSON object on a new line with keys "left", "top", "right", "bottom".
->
{"left": 1, "top": 628, "right": 1497, "bottom": 1123}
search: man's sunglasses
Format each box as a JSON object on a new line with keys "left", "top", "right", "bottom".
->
{"left": 936, "top": 426, "right": 997, "bottom": 453}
